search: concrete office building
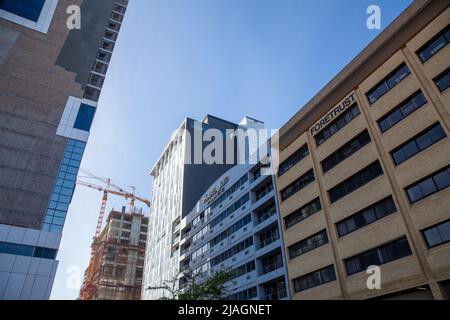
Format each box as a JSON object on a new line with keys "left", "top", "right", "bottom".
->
{"left": 0, "top": 0, "right": 129, "bottom": 299}
{"left": 275, "top": 0, "right": 450, "bottom": 300}
{"left": 177, "top": 150, "right": 289, "bottom": 300}
{"left": 141, "top": 115, "right": 280, "bottom": 299}
{"left": 79, "top": 208, "right": 148, "bottom": 300}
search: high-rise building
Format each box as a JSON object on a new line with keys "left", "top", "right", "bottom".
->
{"left": 275, "top": 0, "right": 450, "bottom": 300}
{"left": 142, "top": 115, "right": 270, "bottom": 299}
{"left": 0, "top": 0, "right": 129, "bottom": 299}
{"left": 79, "top": 208, "right": 148, "bottom": 300}
{"left": 177, "top": 148, "right": 289, "bottom": 300}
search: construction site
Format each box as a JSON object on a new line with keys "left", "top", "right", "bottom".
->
{"left": 76, "top": 171, "right": 150, "bottom": 300}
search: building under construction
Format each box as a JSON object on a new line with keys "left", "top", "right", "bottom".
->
{"left": 79, "top": 208, "right": 148, "bottom": 300}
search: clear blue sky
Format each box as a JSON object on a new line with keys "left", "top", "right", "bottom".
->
{"left": 51, "top": 0, "right": 412, "bottom": 299}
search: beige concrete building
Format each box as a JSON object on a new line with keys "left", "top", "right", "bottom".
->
{"left": 275, "top": 0, "right": 450, "bottom": 300}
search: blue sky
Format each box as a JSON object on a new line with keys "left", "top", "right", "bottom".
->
{"left": 51, "top": 0, "right": 412, "bottom": 299}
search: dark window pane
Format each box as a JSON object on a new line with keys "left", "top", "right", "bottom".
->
{"left": 0, "top": 0, "right": 45, "bottom": 22}
{"left": 74, "top": 104, "right": 97, "bottom": 131}
{"left": 417, "top": 26, "right": 450, "bottom": 62}
{"left": 435, "top": 69, "right": 450, "bottom": 92}
{"left": 433, "top": 170, "right": 450, "bottom": 190}
{"left": 419, "top": 178, "right": 437, "bottom": 198}
{"left": 424, "top": 228, "right": 442, "bottom": 247}
{"left": 407, "top": 185, "right": 423, "bottom": 203}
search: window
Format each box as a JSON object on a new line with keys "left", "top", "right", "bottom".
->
{"left": 391, "top": 123, "right": 447, "bottom": 166}
{"left": 336, "top": 197, "right": 397, "bottom": 237}
{"left": 74, "top": 104, "right": 96, "bottom": 131}
{"left": 405, "top": 166, "right": 450, "bottom": 204}
{"left": 278, "top": 144, "right": 309, "bottom": 176}
{"left": 210, "top": 236, "right": 253, "bottom": 267}
{"left": 284, "top": 197, "right": 322, "bottom": 229}
{"left": 434, "top": 68, "right": 450, "bottom": 92}
{"left": 422, "top": 220, "right": 450, "bottom": 248}
{"left": 255, "top": 182, "right": 273, "bottom": 201}
{"left": 210, "top": 193, "right": 250, "bottom": 228}
{"left": 344, "top": 237, "right": 412, "bottom": 275}
{"left": 225, "top": 287, "right": 257, "bottom": 300}
{"left": 314, "top": 104, "right": 361, "bottom": 146}
{"left": 256, "top": 203, "right": 276, "bottom": 224}
{"left": 417, "top": 25, "right": 450, "bottom": 63}
{"left": 292, "top": 265, "right": 336, "bottom": 293}
{"left": 257, "top": 227, "right": 279, "bottom": 249}
{"left": 366, "top": 63, "right": 411, "bottom": 104}
{"left": 260, "top": 252, "right": 283, "bottom": 274}
{"left": 210, "top": 214, "right": 251, "bottom": 247}
{"left": 210, "top": 174, "right": 248, "bottom": 210}
{"left": 377, "top": 90, "right": 428, "bottom": 133}
{"left": 0, "top": 0, "right": 45, "bottom": 22}
{"left": 229, "top": 261, "right": 256, "bottom": 280}
{"left": 263, "top": 278, "right": 287, "bottom": 300}
{"left": 0, "top": 242, "right": 57, "bottom": 260}
{"left": 322, "top": 130, "right": 372, "bottom": 173}
{"left": 280, "top": 169, "right": 315, "bottom": 201}
{"left": 43, "top": 139, "right": 86, "bottom": 233}
{"left": 289, "top": 230, "right": 328, "bottom": 259}
{"left": 328, "top": 161, "right": 384, "bottom": 203}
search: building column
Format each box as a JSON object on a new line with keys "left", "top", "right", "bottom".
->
{"left": 305, "top": 133, "right": 349, "bottom": 300}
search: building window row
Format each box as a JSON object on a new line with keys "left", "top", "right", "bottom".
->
{"left": 255, "top": 182, "right": 273, "bottom": 201}
{"left": 321, "top": 130, "right": 372, "bottom": 173}
{"left": 377, "top": 90, "right": 427, "bottom": 133}
{"left": 210, "top": 174, "right": 248, "bottom": 210}
{"left": 260, "top": 251, "right": 283, "bottom": 275}
{"left": 344, "top": 237, "right": 412, "bottom": 275}
{"left": 210, "top": 193, "right": 250, "bottom": 228}
{"left": 417, "top": 25, "right": 450, "bottom": 63}
{"left": 288, "top": 230, "right": 328, "bottom": 259}
{"left": 225, "top": 286, "right": 257, "bottom": 300}
{"left": 366, "top": 63, "right": 411, "bottom": 104}
{"left": 391, "top": 122, "right": 447, "bottom": 166}
{"left": 210, "top": 214, "right": 252, "bottom": 247}
{"left": 284, "top": 197, "right": 322, "bottom": 229}
{"left": 280, "top": 169, "right": 315, "bottom": 201}
{"left": 255, "top": 203, "right": 277, "bottom": 225}
{"left": 210, "top": 236, "right": 253, "bottom": 267}
{"left": 278, "top": 143, "right": 309, "bottom": 177}
{"left": 434, "top": 68, "right": 450, "bottom": 93}
{"left": 0, "top": 241, "right": 57, "bottom": 260}
{"left": 43, "top": 139, "right": 86, "bottom": 233}
{"left": 229, "top": 260, "right": 256, "bottom": 280}
{"left": 406, "top": 165, "right": 450, "bottom": 204}
{"left": 336, "top": 196, "right": 397, "bottom": 237}
{"left": 257, "top": 227, "right": 279, "bottom": 249}
{"left": 292, "top": 265, "right": 336, "bottom": 293}
{"left": 192, "top": 225, "right": 209, "bottom": 243}
{"left": 328, "top": 161, "right": 384, "bottom": 203}
{"left": 191, "top": 243, "right": 209, "bottom": 261}
{"left": 314, "top": 104, "right": 361, "bottom": 146}
{"left": 422, "top": 219, "right": 450, "bottom": 249}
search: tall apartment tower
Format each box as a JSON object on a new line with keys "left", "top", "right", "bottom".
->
{"left": 275, "top": 0, "right": 450, "bottom": 300}
{"left": 0, "top": 0, "right": 129, "bottom": 299}
{"left": 79, "top": 208, "right": 148, "bottom": 300}
{"left": 142, "top": 115, "right": 267, "bottom": 299}
{"left": 177, "top": 145, "right": 290, "bottom": 300}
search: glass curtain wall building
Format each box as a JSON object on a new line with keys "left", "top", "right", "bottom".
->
{"left": 0, "top": 0, "right": 129, "bottom": 299}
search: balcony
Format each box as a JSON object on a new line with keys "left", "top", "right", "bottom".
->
{"left": 264, "top": 289, "right": 288, "bottom": 300}
{"left": 256, "top": 236, "right": 279, "bottom": 250}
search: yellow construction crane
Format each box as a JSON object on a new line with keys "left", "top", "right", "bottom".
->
{"left": 76, "top": 169, "right": 150, "bottom": 238}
